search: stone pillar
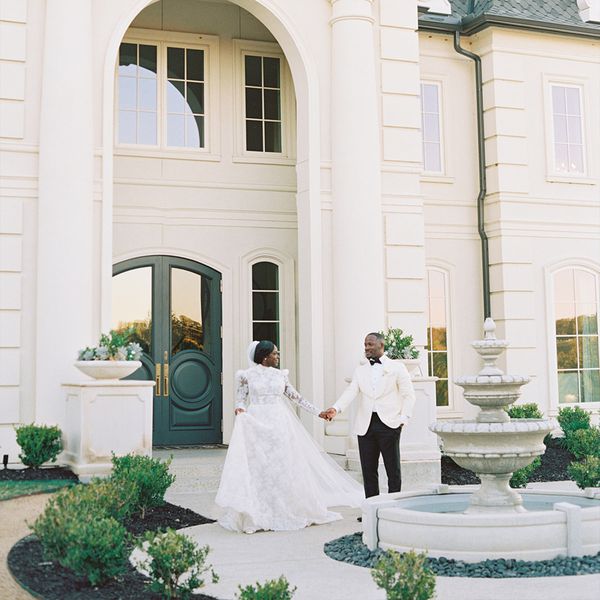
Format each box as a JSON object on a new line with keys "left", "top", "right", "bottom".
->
{"left": 327, "top": 0, "right": 385, "bottom": 453}
{"left": 36, "top": 0, "right": 95, "bottom": 425}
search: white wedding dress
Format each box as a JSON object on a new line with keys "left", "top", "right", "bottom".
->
{"left": 215, "top": 365, "right": 363, "bottom": 533}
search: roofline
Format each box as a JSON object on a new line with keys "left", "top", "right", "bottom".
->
{"left": 419, "top": 13, "right": 600, "bottom": 40}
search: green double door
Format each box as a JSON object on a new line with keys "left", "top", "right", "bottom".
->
{"left": 112, "top": 256, "right": 222, "bottom": 446}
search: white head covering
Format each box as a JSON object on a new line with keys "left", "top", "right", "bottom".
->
{"left": 247, "top": 341, "right": 259, "bottom": 367}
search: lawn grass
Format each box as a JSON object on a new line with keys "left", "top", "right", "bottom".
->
{"left": 0, "top": 479, "right": 76, "bottom": 501}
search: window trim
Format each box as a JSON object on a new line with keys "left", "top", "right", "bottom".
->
{"left": 241, "top": 250, "right": 296, "bottom": 381}
{"left": 115, "top": 28, "right": 220, "bottom": 159}
{"left": 233, "top": 39, "right": 295, "bottom": 165}
{"left": 545, "top": 260, "right": 600, "bottom": 415}
{"left": 543, "top": 75, "right": 590, "bottom": 182}
{"left": 420, "top": 80, "right": 445, "bottom": 176}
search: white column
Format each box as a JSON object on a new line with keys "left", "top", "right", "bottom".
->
{"left": 327, "top": 0, "right": 385, "bottom": 452}
{"left": 36, "top": 0, "right": 95, "bottom": 425}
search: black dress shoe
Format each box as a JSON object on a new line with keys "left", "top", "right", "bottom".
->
{"left": 357, "top": 516, "right": 362, "bottom": 522}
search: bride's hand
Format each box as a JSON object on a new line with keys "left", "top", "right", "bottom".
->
{"left": 235, "top": 408, "right": 245, "bottom": 415}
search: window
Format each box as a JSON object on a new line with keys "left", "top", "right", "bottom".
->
{"left": 118, "top": 43, "right": 158, "bottom": 145}
{"left": 116, "top": 33, "right": 217, "bottom": 152}
{"left": 166, "top": 47, "right": 205, "bottom": 148}
{"left": 420, "top": 82, "right": 442, "bottom": 173}
{"left": 553, "top": 268, "right": 599, "bottom": 403}
{"left": 550, "top": 84, "right": 584, "bottom": 174}
{"left": 426, "top": 269, "right": 449, "bottom": 406}
{"left": 244, "top": 55, "right": 282, "bottom": 153}
{"left": 252, "top": 262, "right": 280, "bottom": 346}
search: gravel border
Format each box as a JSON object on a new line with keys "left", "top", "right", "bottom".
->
{"left": 324, "top": 533, "right": 600, "bottom": 578}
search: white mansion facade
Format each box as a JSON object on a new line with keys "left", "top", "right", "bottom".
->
{"left": 0, "top": 0, "right": 599, "bottom": 460}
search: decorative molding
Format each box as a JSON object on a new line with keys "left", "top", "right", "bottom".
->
{"left": 578, "top": 0, "right": 600, "bottom": 23}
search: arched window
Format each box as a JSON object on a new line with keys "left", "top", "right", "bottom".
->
{"left": 251, "top": 261, "right": 280, "bottom": 346}
{"left": 553, "top": 267, "right": 599, "bottom": 403}
{"left": 426, "top": 268, "right": 450, "bottom": 407}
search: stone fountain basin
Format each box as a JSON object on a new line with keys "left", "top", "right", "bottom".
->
{"left": 362, "top": 488, "right": 600, "bottom": 562}
{"left": 431, "top": 419, "right": 553, "bottom": 473}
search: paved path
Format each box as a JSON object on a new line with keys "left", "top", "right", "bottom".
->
{"left": 158, "top": 448, "right": 600, "bottom": 600}
{"left": 0, "top": 493, "right": 48, "bottom": 600}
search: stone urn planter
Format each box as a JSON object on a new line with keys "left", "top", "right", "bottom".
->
{"left": 74, "top": 360, "right": 141, "bottom": 380}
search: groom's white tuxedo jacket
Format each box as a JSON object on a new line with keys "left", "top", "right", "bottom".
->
{"left": 332, "top": 355, "right": 416, "bottom": 436}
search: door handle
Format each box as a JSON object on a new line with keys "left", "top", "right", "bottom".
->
{"left": 163, "top": 350, "right": 169, "bottom": 397}
{"left": 155, "top": 363, "right": 161, "bottom": 396}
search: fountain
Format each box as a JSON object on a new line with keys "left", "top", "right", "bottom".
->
{"left": 362, "top": 319, "right": 600, "bottom": 562}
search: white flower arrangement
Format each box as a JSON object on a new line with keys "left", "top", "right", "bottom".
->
{"left": 78, "top": 330, "right": 143, "bottom": 361}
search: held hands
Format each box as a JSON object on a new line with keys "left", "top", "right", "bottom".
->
{"left": 318, "top": 407, "right": 337, "bottom": 421}
{"left": 235, "top": 408, "right": 245, "bottom": 415}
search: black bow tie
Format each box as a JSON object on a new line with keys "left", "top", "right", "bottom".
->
{"left": 369, "top": 358, "right": 382, "bottom": 365}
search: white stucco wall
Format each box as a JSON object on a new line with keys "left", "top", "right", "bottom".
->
{"left": 0, "top": 0, "right": 598, "bottom": 459}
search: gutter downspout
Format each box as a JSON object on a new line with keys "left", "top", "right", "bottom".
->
{"left": 453, "top": 30, "right": 491, "bottom": 319}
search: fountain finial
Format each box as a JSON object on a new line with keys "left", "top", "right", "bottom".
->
{"left": 483, "top": 317, "right": 496, "bottom": 339}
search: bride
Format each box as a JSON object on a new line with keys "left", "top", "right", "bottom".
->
{"left": 215, "top": 340, "right": 364, "bottom": 533}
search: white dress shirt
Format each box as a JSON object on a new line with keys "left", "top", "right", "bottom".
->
{"left": 370, "top": 361, "right": 384, "bottom": 413}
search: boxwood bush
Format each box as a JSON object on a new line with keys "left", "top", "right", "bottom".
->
{"left": 510, "top": 457, "right": 541, "bottom": 488}
{"left": 507, "top": 403, "right": 543, "bottom": 419}
{"left": 371, "top": 549, "right": 436, "bottom": 600}
{"left": 136, "top": 529, "right": 218, "bottom": 599}
{"left": 557, "top": 406, "right": 591, "bottom": 440}
{"left": 58, "top": 516, "right": 129, "bottom": 586}
{"left": 111, "top": 453, "right": 175, "bottom": 518}
{"left": 566, "top": 427, "right": 600, "bottom": 460}
{"left": 237, "top": 576, "right": 297, "bottom": 600}
{"left": 568, "top": 455, "right": 600, "bottom": 489}
{"left": 15, "top": 423, "right": 62, "bottom": 468}
{"left": 31, "top": 478, "right": 136, "bottom": 585}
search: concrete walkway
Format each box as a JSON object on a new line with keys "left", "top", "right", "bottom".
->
{"left": 0, "top": 493, "right": 49, "bottom": 600}
{"left": 156, "top": 448, "right": 600, "bottom": 600}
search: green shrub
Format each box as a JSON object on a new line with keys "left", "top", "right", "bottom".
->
{"left": 508, "top": 404, "right": 553, "bottom": 445}
{"left": 568, "top": 456, "right": 600, "bottom": 489}
{"left": 509, "top": 457, "right": 542, "bottom": 488}
{"left": 111, "top": 453, "right": 175, "bottom": 518}
{"left": 31, "top": 479, "right": 137, "bottom": 562}
{"left": 15, "top": 423, "right": 62, "bottom": 468}
{"left": 58, "top": 516, "right": 129, "bottom": 586}
{"left": 237, "top": 576, "right": 297, "bottom": 600}
{"left": 371, "top": 549, "right": 436, "bottom": 600}
{"left": 507, "top": 403, "right": 543, "bottom": 419}
{"left": 558, "top": 406, "right": 591, "bottom": 440}
{"left": 565, "top": 427, "right": 600, "bottom": 460}
{"left": 135, "top": 529, "right": 218, "bottom": 599}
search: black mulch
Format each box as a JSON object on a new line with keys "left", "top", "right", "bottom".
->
{"left": 441, "top": 437, "right": 575, "bottom": 486}
{"left": 8, "top": 503, "right": 219, "bottom": 600}
{"left": 123, "top": 502, "right": 215, "bottom": 536}
{"left": 0, "top": 466, "right": 79, "bottom": 482}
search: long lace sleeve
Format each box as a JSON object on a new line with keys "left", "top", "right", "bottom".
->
{"left": 282, "top": 371, "right": 319, "bottom": 416}
{"left": 235, "top": 370, "right": 249, "bottom": 411}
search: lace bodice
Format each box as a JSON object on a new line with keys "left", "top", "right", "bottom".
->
{"left": 235, "top": 365, "right": 319, "bottom": 416}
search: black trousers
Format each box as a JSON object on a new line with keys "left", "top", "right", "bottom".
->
{"left": 357, "top": 412, "right": 403, "bottom": 498}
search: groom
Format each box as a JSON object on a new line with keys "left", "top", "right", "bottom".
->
{"left": 321, "top": 332, "right": 416, "bottom": 498}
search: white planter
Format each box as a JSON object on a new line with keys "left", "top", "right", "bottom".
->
{"left": 62, "top": 380, "right": 154, "bottom": 477}
{"left": 74, "top": 360, "right": 142, "bottom": 380}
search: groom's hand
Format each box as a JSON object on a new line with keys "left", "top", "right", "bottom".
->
{"left": 319, "top": 407, "right": 337, "bottom": 421}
